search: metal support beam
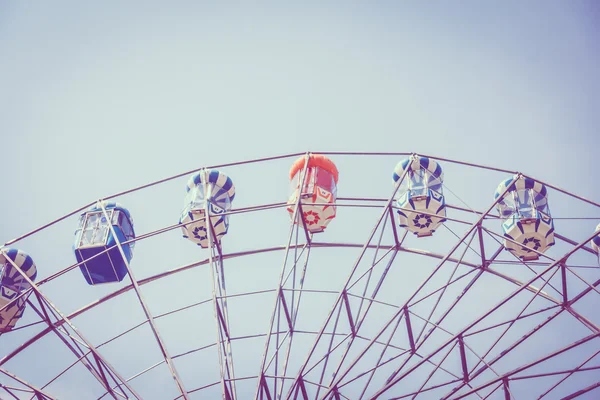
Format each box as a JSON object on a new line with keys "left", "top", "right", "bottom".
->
{"left": 201, "top": 181, "right": 237, "bottom": 400}
{"left": 26, "top": 297, "right": 121, "bottom": 399}
{"left": 449, "top": 333, "right": 600, "bottom": 400}
{"left": 560, "top": 263, "right": 569, "bottom": 305}
{"left": 371, "top": 229, "right": 600, "bottom": 399}
{"left": 318, "top": 178, "right": 517, "bottom": 399}
{"left": 256, "top": 153, "right": 312, "bottom": 400}
{"left": 0, "top": 367, "right": 57, "bottom": 400}
{"left": 457, "top": 335, "right": 469, "bottom": 383}
{"left": 502, "top": 378, "right": 510, "bottom": 400}
{"left": 285, "top": 161, "right": 412, "bottom": 399}
{"left": 404, "top": 306, "right": 415, "bottom": 353}
{"left": 99, "top": 202, "right": 190, "bottom": 400}
{"left": 0, "top": 249, "right": 141, "bottom": 399}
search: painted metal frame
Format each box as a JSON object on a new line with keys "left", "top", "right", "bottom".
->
{"left": 1, "top": 152, "right": 599, "bottom": 400}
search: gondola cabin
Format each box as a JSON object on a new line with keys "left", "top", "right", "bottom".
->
{"left": 393, "top": 156, "right": 446, "bottom": 237}
{"left": 0, "top": 248, "right": 37, "bottom": 332}
{"left": 74, "top": 202, "right": 135, "bottom": 285}
{"left": 495, "top": 176, "right": 555, "bottom": 261}
{"left": 591, "top": 223, "right": 600, "bottom": 266}
{"left": 180, "top": 169, "right": 235, "bottom": 248}
{"left": 287, "top": 154, "right": 338, "bottom": 234}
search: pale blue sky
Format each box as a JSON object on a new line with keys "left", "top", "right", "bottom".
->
{"left": 1, "top": 2, "right": 599, "bottom": 399}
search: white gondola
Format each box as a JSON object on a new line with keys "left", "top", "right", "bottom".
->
{"left": 495, "top": 176, "right": 555, "bottom": 261}
{"left": 0, "top": 248, "right": 37, "bottom": 332}
{"left": 393, "top": 156, "right": 446, "bottom": 237}
{"left": 180, "top": 169, "right": 235, "bottom": 248}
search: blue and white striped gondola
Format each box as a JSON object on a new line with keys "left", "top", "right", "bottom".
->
{"left": 591, "top": 223, "right": 600, "bottom": 266}
{"left": 393, "top": 156, "right": 447, "bottom": 237}
{"left": 180, "top": 169, "right": 235, "bottom": 248}
{"left": 494, "top": 176, "right": 555, "bottom": 261}
{"left": 0, "top": 248, "right": 37, "bottom": 332}
{"left": 74, "top": 201, "right": 135, "bottom": 285}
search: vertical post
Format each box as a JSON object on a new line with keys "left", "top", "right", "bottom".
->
{"left": 560, "top": 263, "right": 568, "bottom": 305}
{"left": 98, "top": 202, "right": 190, "bottom": 400}
{"left": 285, "top": 160, "right": 412, "bottom": 399}
{"left": 476, "top": 224, "right": 487, "bottom": 269}
{"left": 203, "top": 172, "right": 237, "bottom": 400}
{"left": 458, "top": 335, "right": 469, "bottom": 383}
{"left": 404, "top": 306, "right": 415, "bottom": 353}
{"left": 255, "top": 153, "right": 313, "bottom": 400}
{"left": 502, "top": 378, "right": 510, "bottom": 400}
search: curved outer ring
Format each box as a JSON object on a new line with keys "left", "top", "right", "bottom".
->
{"left": 3, "top": 152, "right": 600, "bottom": 399}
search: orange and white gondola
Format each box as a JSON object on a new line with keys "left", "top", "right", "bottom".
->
{"left": 287, "top": 154, "right": 339, "bottom": 234}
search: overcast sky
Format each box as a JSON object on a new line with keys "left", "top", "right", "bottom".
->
{"left": 1, "top": 2, "right": 599, "bottom": 399}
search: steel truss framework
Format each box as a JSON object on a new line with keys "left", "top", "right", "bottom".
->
{"left": 1, "top": 152, "right": 599, "bottom": 399}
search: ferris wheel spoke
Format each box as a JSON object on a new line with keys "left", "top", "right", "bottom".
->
{"left": 411, "top": 342, "right": 475, "bottom": 400}
{"left": 335, "top": 342, "right": 474, "bottom": 400}
{"left": 366, "top": 229, "right": 600, "bottom": 399}
{"left": 481, "top": 227, "right": 565, "bottom": 300}
{"left": 288, "top": 221, "right": 397, "bottom": 397}
{"left": 293, "top": 376, "right": 309, "bottom": 399}
{"left": 323, "top": 248, "right": 401, "bottom": 395}
{"left": 564, "top": 265, "right": 600, "bottom": 306}
{"left": 536, "top": 346, "right": 600, "bottom": 399}
{"left": 485, "top": 227, "right": 600, "bottom": 316}
{"left": 561, "top": 381, "right": 600, "bottom": 400}
{"left": 26, "top": 297, "right": 128, "bottom": 400}
{"left": 3, "top": 152, "right": 599, "bottom": 399}
{"left": 256, "top": 156, "right": 317, "bottom": 400}
{"left": 262, "top": 230, "right": 311, "bottom": 396}
{"left": 462, "top": 267, "right": 563, "bottom": 379}
{"left": 411, "top": 229, "right": 479, "bottom": 346}
{"left": 440, "top": 265, "right": 588, "bottom": 398}
{"left": 275, "top": 246, "right": 314, "bottom": 400}
{"left": 443, "top": 332, "right": 600, "bottom": 400}
{"left": 393, "top": 378, "right": 465, "bottom": 400}
{"left": 261, "top": 225, "right": 312, "bottom": 399}
{"left": 206, "top": 209, "right": 238, "bottom": 400}
{"left": 355, "top": 315, "right": 413, "bottom": 400}
{"left": 399, "top": 274, "right": 562, "bottom": 399}
{"left": 96, "top": 204, "right": 191, "bottom": 400}
{"left": 285, "top": 165, "right": 414, "bottom": 400}
{"left": 0, "top": 366, "right": 58, "bottom": 400}
{"left": 356, "top": 267, "right": 489, "bottom": 400}
{"left": 0, "top": 251, "right": 141, "bottom": 400}
{"left": 315, "top": 181, "right": 541, "bottom": 399}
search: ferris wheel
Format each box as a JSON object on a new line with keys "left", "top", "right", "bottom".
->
{"left": 1, "top": 152, "right": 599, "bottom": 400}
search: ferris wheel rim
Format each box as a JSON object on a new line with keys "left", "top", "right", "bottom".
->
{"left": 1, "top": 152, "right": 599, "bottom": 400}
